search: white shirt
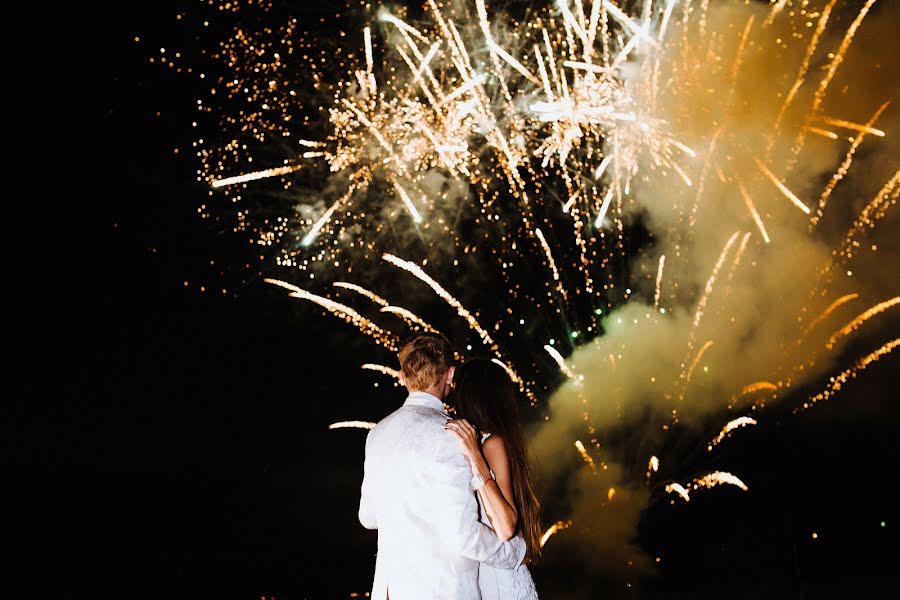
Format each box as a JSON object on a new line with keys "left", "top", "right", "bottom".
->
{"left": 359, "top": 391, "right": 526, "bottom": 600}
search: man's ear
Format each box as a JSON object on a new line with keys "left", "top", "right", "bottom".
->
{"left": 398, "top": 370, "right": 407, "bottom": 387}
{"left": 446, "top": 365, "right": 456, "bottom": 385}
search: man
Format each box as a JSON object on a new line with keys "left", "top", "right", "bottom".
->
{"left": 359, "top": 332, "right": 526, "bottom": 599}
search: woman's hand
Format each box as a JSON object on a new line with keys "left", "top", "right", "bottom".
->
{"left": 445, "top": 418, "right": 486, "bottom": 473}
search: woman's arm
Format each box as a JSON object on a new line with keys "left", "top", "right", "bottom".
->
{"left": 446, "top": 418, "right": 519, "bottom": 541}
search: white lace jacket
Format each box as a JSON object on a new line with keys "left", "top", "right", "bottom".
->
{"left": 359, "top": 391, "right": 526, "bottom": 600}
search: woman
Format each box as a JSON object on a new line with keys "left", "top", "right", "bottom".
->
{"left": 445, "top": 359, "right": 540, "bottom": 600}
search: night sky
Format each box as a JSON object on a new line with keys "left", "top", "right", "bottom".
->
{"left": 8, "top": 1, "right": 900, "bottom": 599}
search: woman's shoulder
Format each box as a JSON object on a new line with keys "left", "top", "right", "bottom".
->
{"left": 482, "top": 432, "right": 505, "bottom": 446}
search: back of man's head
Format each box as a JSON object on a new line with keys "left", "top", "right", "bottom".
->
{"left": 398, "top": 332, "right": 454, "bottom": 392}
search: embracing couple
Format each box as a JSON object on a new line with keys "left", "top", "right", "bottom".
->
{"left": 359, "top": 332, "right": 541, "bottom": 599}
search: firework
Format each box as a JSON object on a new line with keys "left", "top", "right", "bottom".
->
{"left": 175, "top": 0, "right": 897, "bottom": 566}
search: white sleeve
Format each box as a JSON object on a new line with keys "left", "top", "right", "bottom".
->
{"left": 430, "top": 432, "right": 526, "bottom": 569}
{"left": 358, "top": 429, "right": 377, "bottom": 530}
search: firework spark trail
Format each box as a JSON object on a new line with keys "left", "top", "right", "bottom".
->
{"left": 390, "top": 180, "right": 424, "bottom": 223}
{"left": 735, "top": 381, "right": 779, "bottom": 404}
{"left": 211, "top": 164, "right": 303, "bottom": 188}
{"left": 789, "top": 0, "right": 879, "bottom": 169}
{"left": 804, "top": 126, "right": 839, "bottom": 140}
{"left": 766, "top": 0, "right": 839, "bottom": 157}
{"left": 693, "top": 471, "right": 748, "bottom": 492}
{"left": 329, "top": 421, "right": 376, "bottom": 430}
{"left": 333, "top": 282, "right": 390, "bottom": 306}
{"left": 535, "top": 227, "right": 567, "bottom": 299}
{"left": 838, "top": 171, "right": 900, "bottom": 260}
{"left": 802, "top": 293, "right": 860, "bottom": 337}
{"left": 361, "top": 363, "right": 401, "bottom": 380}
{"left": 594, "top": 188, "right": 615, "bottom": 228}
{"left": 825, "top": 297, "right": 900, "bottom": 350}
{"left": 763, "top": 0, "right": 790, "bottom": 27}
{"left": 818, "top": 116, "right": 886, "bottom": 138}
{"left": 545, "top": 344, "right": 578, "bottom": 381}
{"left": 678, "top": 231, "right": 741, "bottom": 401}
{"left": 685, "top": 340, "right": 714, "bottom": 384}
{"left": 540, "top": 520, "right": 572, "bottom": 547}
{"left": 722, "top": 232, "right": 753, "bottom": 299}
{"left": 381, "top": 305, "right": 442, "bottom": 333}
{"left": 753, "top": 157, "right": 811, "bottom": 214}
{"left": 303, "top": 174, "right": 369, "bottom": 247}
{"left": 664, "top": 482, "right": 691, "bottom": 502}
{"left": 382, "top": 253, "right": 497, "bottom": 350}
{"left": 799, "top": 339, "right": 900, "bottom": 413}
{"left": 810, "top": 102, "right": 891, "bottom": 229}
{"left": 491, "top": 358, "right": 521, "bottom": 385}
{"left": 574, "top": 440, "right": 596, "bottom": 471}
{"left": 708, "top": 416, "right": 757, "bottom": 450}
{"left": 653, "top": 254, "right": 665, "bottom": 310}
{"left": 265, "top": 278, "right": 398, "bottom": 351}
{"left": 727, "top": 165, "right": 770, "bottom": 243}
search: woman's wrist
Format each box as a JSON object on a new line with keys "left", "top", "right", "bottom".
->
{"left": 470, "top": 457, "right": 490, "bottom": 478}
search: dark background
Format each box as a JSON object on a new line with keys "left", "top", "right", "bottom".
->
{"left": 7, "top": 1, "right": 899, "bottom": 599}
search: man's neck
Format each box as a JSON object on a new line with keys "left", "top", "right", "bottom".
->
{"left": 409, "top": 386, "right": 445, "bottom": 401}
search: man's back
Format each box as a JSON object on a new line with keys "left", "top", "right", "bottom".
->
{"left": 359, "top": 392, "right": 525, "bottom": 600}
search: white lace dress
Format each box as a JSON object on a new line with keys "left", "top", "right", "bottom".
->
{"left": 477, "top": 434, "right": 539, "bottom": 600}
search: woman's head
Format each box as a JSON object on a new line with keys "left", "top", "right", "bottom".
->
{"left": 453, "top": 359, "right": 519, "bottom": 439}
{"left": 453, "top": 359, "right": 543, "bottom": 561}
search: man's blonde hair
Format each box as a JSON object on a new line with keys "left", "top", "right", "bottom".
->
{"left": 398, "top": 332, "right": 454, "bottom": 391}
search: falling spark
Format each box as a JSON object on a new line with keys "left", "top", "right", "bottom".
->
{"left": 381, "top": 305, "right": 441, "bottom": 333}
{"left": 803, "top": 126, "right": 839, "bottom": 140}
{"left": 361, "top": 364, "right": 401, "bottom": 380}
{"left": 802, "top": 293, "right": 859, "bottom": 337}
{"left": 383, "top": 253, "right": 496, "bottom": 349}
{"left": 594, "top": 188, "right": 614, "bottom": 228}
{"left": 826, "top": 297, "right": 900, "bottom": 350}
{"left": 753, "top": 157, "right": 811, "bottom": 214}
{"left": 535, "top": 228, "right": 565, "bottom": 300}
{"left": 265, "top": 278, "right": 397, "bottom": 351}
{"left": 329, "top": 421, "right": 376, "bottom": 430}
{"left": 810, "top": 102, "right": 890, "bottom": 228}
{"left": 817, "top": 116, "right": 886, "bottom": 138}
{"left": 574, "top": 439, "right": 596, "bottom": 471}
{"left": 594, "top": 155, "right": 612, "bottom": 179}
{"left": 680, "top": 231, "right": 741, "bottom": 398}
{"left": 545, "top": 344, "right": 578, "bottom": 381}
{"left": 391, "top": 180, "right": 424, "bottom": 223}
{"left": 685, "top": 340, "right": 714, "bottom": 383}
{"left": 709, "top": 416, "right": 757, "bottom": 449}
{"left": 665, "top": 482, "right": 691, "bottom": 502}
{"left": 540, "top": 521, "right": 572, "bottom": 547}
{"left": 800, "top": 339, "right": 900, "bottom": 412}
{"left": 740, "top": 381, "right": 779, "bottom": 396}
{"left": 211, "top": 164, "right": 303, "bottom": 188}
{"left": 732, "top": 168, "right": 770, "bottom": 243}
{"left": 333, "top": 282, "right": 390, "bottom": 306}
{"left": 491, "top": 358, "right": 523, "bottom": 386}
{"left": 303, "top": 178, "right": 368, "bottom": 247}
{"left": 653, "top": 255, "right": 665, "bottom": 310}
{"left": 692, "top": 471, "right": 748, "bottom": 492}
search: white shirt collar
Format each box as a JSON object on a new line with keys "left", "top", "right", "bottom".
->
{"left": 404, "top": 390, "right": 445, "bottom": 413}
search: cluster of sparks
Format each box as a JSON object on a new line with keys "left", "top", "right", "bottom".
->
{"left": 173, "top": 0, "right": 898, "bottom": 550}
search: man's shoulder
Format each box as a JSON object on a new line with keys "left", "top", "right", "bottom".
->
{"left": 370, "top": 405, "right": 455, "bottom": 453}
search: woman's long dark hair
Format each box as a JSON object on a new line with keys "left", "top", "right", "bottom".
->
{"left": 453, "top": 359, "right": 542, "bottom": 560}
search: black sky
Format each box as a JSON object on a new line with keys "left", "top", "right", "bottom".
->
{"left": 7, "top": 1, "right": 900, "bottom": 599}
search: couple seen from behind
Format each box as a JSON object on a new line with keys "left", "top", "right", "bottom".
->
{"left": 359, "top": 332, "right": 541, "bottom": 599}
